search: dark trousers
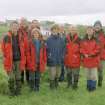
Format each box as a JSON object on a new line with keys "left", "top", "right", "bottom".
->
{"left": 98, "top": 60, "right": 105, "bottom": 86}
{"left": 8, "top": 61, "right": 21, "bottom": 96}
{"left": 29, "top": 70, "right": 40, "bottom": 91}
{"left": 59, "top": 63, "right": 65, "bottom": 81}
{"left": 66, "top": 68, "right": 80, "bottom": 89}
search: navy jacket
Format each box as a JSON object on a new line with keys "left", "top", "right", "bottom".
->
{"left": 46, "top": 34, "right": 65, "bottom": 66}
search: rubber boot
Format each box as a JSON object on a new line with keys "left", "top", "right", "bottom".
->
{"left": 26, "top": 69, "right": 30, "bottom": 84}
{"left": 29, "top": 80, "right": 34, "bottom": 91}
{"left": 98, "top": 76, "right": 103, "bottom": 87}
{"left": 15, "top": 80, "right": 22, "bottom": 96}
{"left": 59, "top": 65, "right": 65, "bottom": 82}
{"left": 87, "top": 80, "right": 90, "bottom": 91}
{"left": 34, "top": 79, "right": 40, "bottom": 92}
{"left": 72, "top": 75, "right": 79, "bottom": 89}
{"left": 59, "top": 73, "right": 64, "bottom": 82}
{"left": 50, "top": 80, "right": 55, "bottom": 90}
{"left": 67, "top": 73, "right": 72, "bottom": 88}
{"left": 55, "top": 78, "right": 59, "bottom": 88}
{"left": 21, "top": 71, "right": 24, "bottom": 84}
{"left": 8, "top": 79, "right": 15, "bottom": 97}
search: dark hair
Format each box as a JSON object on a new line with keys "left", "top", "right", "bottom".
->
{"left": 10, "top": 21, "right": 18, "bottom": 25}
{"left": 32, "top": 20, "right": 38, "bottom": 23}
{"left": 10, "top": 21, "right": 18, "bottom": 29}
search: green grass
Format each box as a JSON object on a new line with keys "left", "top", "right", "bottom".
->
{"left": 0, "top": 25, "right": 105, "bottom": 105}
{"left": 0, "top": 26, "right": 8, "bottom": 35}
{"left": 0, "top": 63, "right": 105, "bottom": 105}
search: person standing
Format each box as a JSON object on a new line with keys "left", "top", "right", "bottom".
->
{"left": 18, "top": 18, "right": 29, "bottom": 84}
{"left": 80, "top": 26, "right": 100, "bottom": 91}
{"left": 59, "top": 25, "right": 66, "bottom": 82}
{"left": 2, "top": 21, "right": 26, "bottom": 96}
{"left": 28, "top": 28, "right": 46, "bottom": 91}
{"left": 46, "top": 24, "right": 65, "bottom": 89}
{"left": 64, "top": 25, "right": 81, "bottom": 89}
{"left": 94, "top": 21, "right": 105, "bottom": 87}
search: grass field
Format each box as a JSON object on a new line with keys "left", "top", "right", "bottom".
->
{"left": 0, "top": 65, "right": 105, "bottom": 105}
{"left": 0, "top": 25, "right": 105, "bottom": 105}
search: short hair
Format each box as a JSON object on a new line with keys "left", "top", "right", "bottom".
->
{"left": 32, "top": 20, "right": 39, "bottom": 23}
{"left": 86, "top": 26, "right": 94, "bottom": 30}
{"left": 51, "top": 24, "right": 59, "bottom": 31}
{"left": 10, "top": 21, "right": 18, "bottom": 26}
{"left": 10, "top": 21, "right": 18, "bottom": 28}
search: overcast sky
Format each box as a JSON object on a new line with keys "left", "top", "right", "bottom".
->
{"left": 0, "top": 0, "right": 105, "bottom": 25}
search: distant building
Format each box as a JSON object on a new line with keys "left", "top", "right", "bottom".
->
{"left": 41, "top": 27, "right": 51, "bottom": 36}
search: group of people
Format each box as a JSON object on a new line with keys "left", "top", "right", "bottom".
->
{"left": 1, "top": 18, "right": 105, "bottom": 97}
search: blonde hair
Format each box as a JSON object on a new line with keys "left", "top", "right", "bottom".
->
{"left": 31, "top": 28, "right": 43, "bottom": 40}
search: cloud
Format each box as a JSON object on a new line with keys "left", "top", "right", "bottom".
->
{"left": 0, "top": 0, "right": 105, "bottom": 17}
{"left": 0, "top": 0, "right": 105, "bottom": 25}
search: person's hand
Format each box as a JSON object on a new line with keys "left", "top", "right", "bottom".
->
{"left": 85, "top": 54, "right": 88, "bottom": 58}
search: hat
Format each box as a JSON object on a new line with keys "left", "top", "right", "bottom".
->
{"left": 94, "top": 20, "right": 102, "bottom": 28}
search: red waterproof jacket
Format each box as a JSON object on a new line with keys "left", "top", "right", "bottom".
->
{"left": 18, "top": 27, "right": 30, "bottom": 69}
{"left": 96, "top": 32, "right": 105, "bottom": 60}
{"left": 64, "top": 34, "right": 81, "bottom": 68}
{"left": 2, "top": 31, "right": 26, "bottom": 73}
{"left": 80, "top": 37, "right": 100, "bottom": 68}
{"left": 28, "top": 39, "right": 47, "bottom": 73}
